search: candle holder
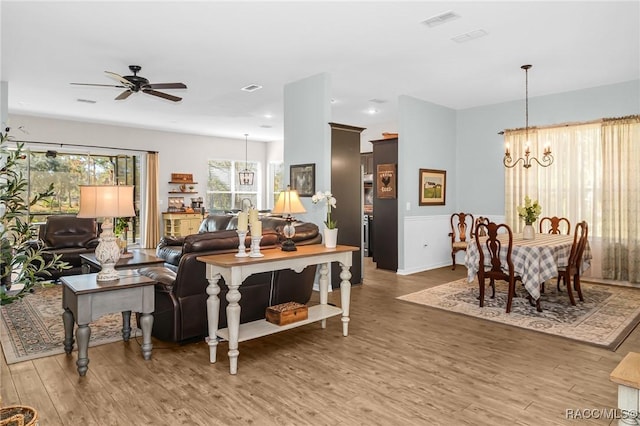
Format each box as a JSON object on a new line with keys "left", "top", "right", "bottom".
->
{"left": 235, "top": 230, "right": 249, "bottom": 257}
{"left": 249, "top": 235, "right": 264, "bottom": 258}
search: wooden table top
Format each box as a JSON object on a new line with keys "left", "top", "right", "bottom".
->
{"left": 60, "top": 273, "right": 156, "bottom": 295}
{"left": 80, "top": 250, "right": 165, "bottom": 269}
{"left": 197, "top": 244, "right": 359, "bottom": 267}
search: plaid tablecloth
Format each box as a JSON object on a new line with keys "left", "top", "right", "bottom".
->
{"left": 464, "top": 233, "right": 592, "bottom": 301}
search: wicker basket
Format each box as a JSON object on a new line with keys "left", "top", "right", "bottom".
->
{"left": 0, "top": 405, "right": 39, "bottom": 426}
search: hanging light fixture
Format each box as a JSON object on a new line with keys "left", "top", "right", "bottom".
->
{"left": 238, "top": 133, "right": 254, "bottom": 186}
{"left": 503, "top": 64, "right": 553, "bottom": 169}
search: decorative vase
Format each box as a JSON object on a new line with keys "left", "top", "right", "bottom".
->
{"left": 523, "top": 223, "right": 535, "bottom": 240}
{"left": 324, "top": 228, "right": 338, "bottom": 248}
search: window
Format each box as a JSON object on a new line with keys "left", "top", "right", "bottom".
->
{"left": 206, "top": 159, "right": 260, "bottom": 211}
{"left": 18, "top": 149, "right": 141, "bottom": 243}
{"left": 268, "top": 161, "right": 284, "bottom": 209}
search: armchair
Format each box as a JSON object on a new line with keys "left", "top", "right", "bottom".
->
{"left": 32, "top": 215, "right": 100, "bottom": 279}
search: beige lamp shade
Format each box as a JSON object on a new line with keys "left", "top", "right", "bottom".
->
{"left": 272, "top": 188, "right": 306, "bottom": 215}
{"left": 77, "top": 185, "right": 135, "bottom": 218}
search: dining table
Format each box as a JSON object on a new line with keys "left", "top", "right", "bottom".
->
{"left": 464, "top": 232, "right": 592, "bottom": 303}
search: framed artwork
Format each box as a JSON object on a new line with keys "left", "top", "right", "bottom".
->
{"left": 290, "top": 163, "right": 315, "bottom": 197}
{"left": 376, "top": 163, "right": 397, "bottom": 199}
{"left": 419, "top": 168, "right": 446, "bottom": 206}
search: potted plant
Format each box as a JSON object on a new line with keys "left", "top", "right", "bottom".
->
{"left": 1, "top": 127, "right": 67, "bottom": 305}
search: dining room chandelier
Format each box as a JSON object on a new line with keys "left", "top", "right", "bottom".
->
{"left": 238, "top": 133, "right": 254, "bottom": 186}
{"left": 503, "top": 64, "right": 554, "bottom": 169}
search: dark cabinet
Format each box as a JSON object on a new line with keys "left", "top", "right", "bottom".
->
{"left": 370, "top": 137, "right": 398, "bottom": 271}
{"left": 329, "top": 122, "right": 365, "bottom": 288}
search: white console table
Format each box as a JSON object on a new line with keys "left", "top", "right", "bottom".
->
{"left": 197, "top": 244, "right": 359, "bottom": 375}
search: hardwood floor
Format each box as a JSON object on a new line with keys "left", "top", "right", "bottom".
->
{"left": 3, "top": 257, "right": 638, "bottom": 425}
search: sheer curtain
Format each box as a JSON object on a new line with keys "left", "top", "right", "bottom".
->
{"left": 601, "top": 116, "right": 640, "bottom": 282}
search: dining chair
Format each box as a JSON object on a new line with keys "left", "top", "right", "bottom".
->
{"left": 557, "top": 221, "right": 589, "bottom": 305}
{"left": 474, "top": 216, "right": 490, "bottom": 237}
{"left": 449, "top": 212, "right": 474, "bottom": 270}
{"left": 539, "top": 216, "right": 571, "bottom": 235}
{"left": 474, "top": 221, "right": 522, "bottom": 313}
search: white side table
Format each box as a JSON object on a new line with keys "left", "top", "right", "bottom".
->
{"left": 610, "top": 352, "right": 640, "bottom": 425}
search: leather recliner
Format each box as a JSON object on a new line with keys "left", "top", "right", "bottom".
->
{"left": 32, "top": 215, "right": 100, "bottom": 279}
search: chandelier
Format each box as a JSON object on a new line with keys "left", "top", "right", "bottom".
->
{"left": 238, "top": 133, "right": 254, "bottom": 186}
{"left": 503, "top": 64, "right": 553, "bottom": 169}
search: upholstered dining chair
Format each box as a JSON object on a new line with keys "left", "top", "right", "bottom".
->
{"left": 474, "top": 216, "right": 490, "bottom": 237}
{"left": 557, "top": 221, "right": 589, "bottom": 305}
{"left": 449, "top": 212, "right": 474, "bottom": 270}
{"left": 539, "top": 216, "right": 571, "bottom": 235}
{"left": 474, "top": 221, "right": 522, "bottom": 313}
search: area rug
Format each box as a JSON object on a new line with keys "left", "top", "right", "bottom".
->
{"left": 397, "top": 279, "right": 640, "bottom": 350}
{"left": 1, "top": 284, "right": 135, "bottom": 364}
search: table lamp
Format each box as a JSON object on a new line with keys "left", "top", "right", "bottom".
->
{"left": 271, "top": 186, "right": 306, "bottom": 251}
{"left": 77, "top": 185, "right": 135, "bottom": 281}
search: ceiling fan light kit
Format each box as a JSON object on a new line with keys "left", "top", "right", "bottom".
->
{"left": 71, "top": 65, "right": 187, "bottom": 102}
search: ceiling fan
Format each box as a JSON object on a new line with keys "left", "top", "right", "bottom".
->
{"left": 70, "top": 65, "right": 187, "bottom": 102}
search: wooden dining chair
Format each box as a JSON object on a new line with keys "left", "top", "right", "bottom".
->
{"left": 557, "top": 221, "right": 589, "bottom": 305}
{"left": 449, "top": 212, "right": 474, "bottom": 270}
{"left": 474, "top": 221, "right": 522, "bottom": 313}
{"left": 539, "top": 216, "right": 571, "bottom": 235}
{"left": 474, "top": 216, "right": 490, "bottom": 237}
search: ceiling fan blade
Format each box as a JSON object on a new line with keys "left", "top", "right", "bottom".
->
{"left": 115, "top": 90, "right": 133, "bottom": 100}
{"left": 70, "top": 83, "right": 127, "bottom": 88}
{"left": 105, "top": 71, "right": 133, "bottom": 88}
{"left": 143, "top": 89, "right": 182, "bottom": 102}
{"left": 145, "top": 83, "right": 187, "bottom": 90}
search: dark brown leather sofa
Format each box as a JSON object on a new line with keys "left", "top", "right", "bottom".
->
{"left": 139, "top": 214, "right": 322, "bottom": 343}
{"left": 32, "top": 215, "right": 100, "bottom": 280}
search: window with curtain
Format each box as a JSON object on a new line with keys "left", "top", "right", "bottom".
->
{"left": 206, "top": 159, "right": 261, "bottom": 211}
{"left": 504, "top": 115, "right": 640, "bottom": 283}
{"left": 268, "top": 161, "right": 284, "bottom": 209}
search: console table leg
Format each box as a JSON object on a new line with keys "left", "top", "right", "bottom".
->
{"left": 76, "top": 324, "right": 91, "bottom": 376}
{"left": 206, "top": 272, "right": 221, "bottom": 364}
{"left": 62, "top": 308, "right": 75, "bottom": 354}
{"left": 226, "top": 276, "right": 242, "bottom": 375}
{"left": 319, "top": 262, "right": 329, "bottom": 329}
{"left": 340, "top": 263, "right": 352, "bottom": 337}
{"left": 139, "top": 312, "right": 153, "bottom": 360}
{"left": 122, "top": 311, "right": 132, "bottom": 341}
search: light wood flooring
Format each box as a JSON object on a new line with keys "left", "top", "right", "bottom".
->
{"left": 3, "top": 257, "right": 639, "bottom": 425}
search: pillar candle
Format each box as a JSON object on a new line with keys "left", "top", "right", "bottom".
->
{"left": 238, "top": 211, "right": 248, "bottom": 232}
{"left": 249, "top": 207, "right": 258, "bottom": 224}
{"left": 251, "top": 220, "right": 262, "bottom": 236}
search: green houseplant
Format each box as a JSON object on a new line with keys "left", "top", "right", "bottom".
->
{"left": 1, "top": 127, "right": 67, "bottom": 305}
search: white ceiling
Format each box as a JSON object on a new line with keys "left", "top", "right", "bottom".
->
{"left": 2, "top": 1, "right": 638, "bottom": 143}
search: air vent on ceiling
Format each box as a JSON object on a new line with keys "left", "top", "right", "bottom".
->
{"left": 451, "top": 29, "right": 488, "bottom": 43}
{"left": 422, "top": 10, "right": 460, "bottom": 27}
{"left": 260, "top": 124, "right": 272, "bottom": 129}
{"left": 76, "top": 98, "right": 97, "bottom": 104}
{"left": 241, "top": 84, "right": 263, "bottom": 92}
{"left": 369, "top": 98, "right": 387, "bottom": 104}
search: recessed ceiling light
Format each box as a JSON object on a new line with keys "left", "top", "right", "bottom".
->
{"left": 366, "top": 107, "right": 379, "bottom": 115}
{"left": 422, "top": 10, "right": 460, "bottom": 27}
{"left": 451, "top": 29, "right": 488, "bottom": 43}
{"left": 241, "top": 84, "right": 262, "bottom": 92}
{"left": 263, "top": 113, "right": 273, "bottom": 119}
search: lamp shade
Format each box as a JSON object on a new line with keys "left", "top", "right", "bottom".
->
{"left": 272, "top": 188, "right": 306, "bottom": 215}
{"left": 77, "top": 185, "right": 135, "bottom": 218}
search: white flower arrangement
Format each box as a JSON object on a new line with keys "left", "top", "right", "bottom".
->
{"left": 517, "top": 195, "right": 542, "bottom": 225}
{"left": 311, "top": 190, "right": 337, "bottom": 229}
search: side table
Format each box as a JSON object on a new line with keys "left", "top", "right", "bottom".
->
{"left": 61, "top": 273, "right": 156, "bottom": 376}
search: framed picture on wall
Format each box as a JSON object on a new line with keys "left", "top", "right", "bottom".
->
{"left": 290, "top": 163, "right": 315, "bottom": 197}
{"left": 376, "top": 163, "right": 397, "bottom": 199}
{"left": 419, "top": 168, "right": 446, "bottom": 205}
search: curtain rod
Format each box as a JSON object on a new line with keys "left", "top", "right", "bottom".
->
{"left": 10, "top": 139, "right": 157, "bottom": 154}
{"left": 498, "top": 114, "right": 640, "bottom": 135}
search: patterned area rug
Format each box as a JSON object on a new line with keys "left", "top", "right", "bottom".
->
{"left": 1, "top": 284, "right": 136, "bottom": 364}
{"left": 398, "top": 279, "right": 640, "bottom": 350}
